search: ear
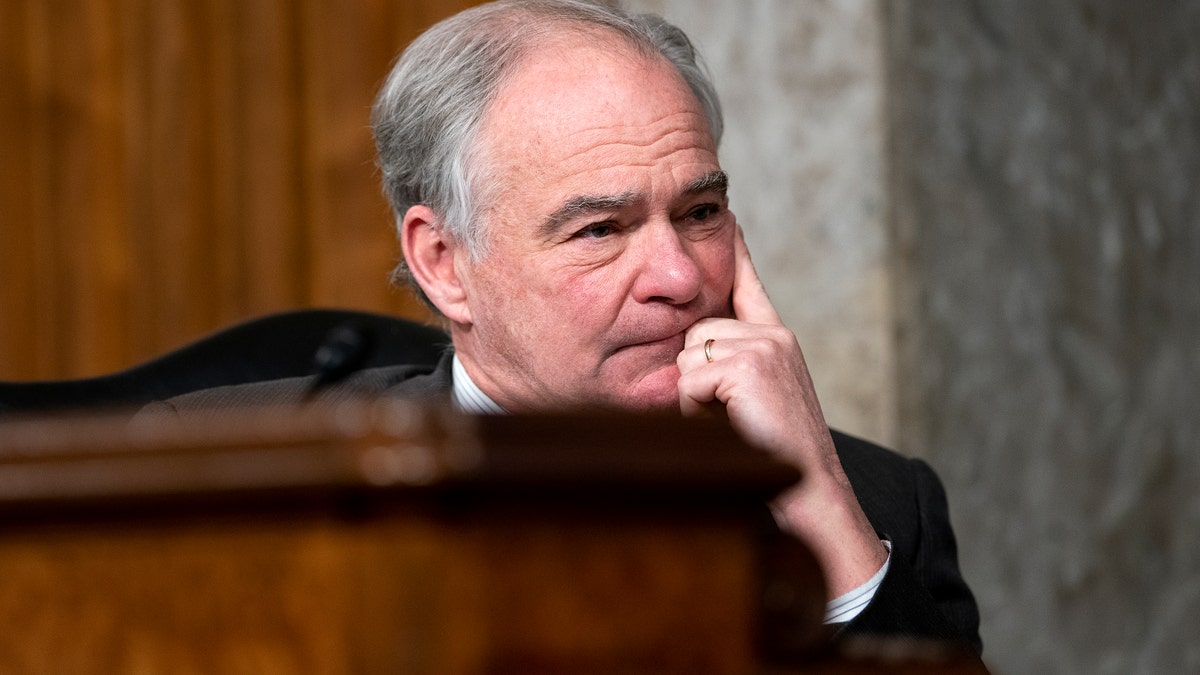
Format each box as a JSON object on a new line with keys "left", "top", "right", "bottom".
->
{"left": 401, "top": 205, "right": 473, "bottom": 325}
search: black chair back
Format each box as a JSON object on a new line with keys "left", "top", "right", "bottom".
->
{"left": 0, "top": 309, "right": 448, "bottom": 415}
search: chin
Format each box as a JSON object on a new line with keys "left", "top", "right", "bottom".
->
{"left": 606, "top": 365, "right": 681, "bottom": 414}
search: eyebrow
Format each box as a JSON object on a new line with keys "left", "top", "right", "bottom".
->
{"left": 538, "top": 170, "right": 729, "bottom": 239}
{"left": 683, "top": 169, "right": 729, "bottom": 198}
{"left": 539, "top": 191, "right": 638, "bottom": 239}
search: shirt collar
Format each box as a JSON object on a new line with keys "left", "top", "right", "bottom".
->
{"left": 451, "top": 353, "right": 507, "bottom": 414}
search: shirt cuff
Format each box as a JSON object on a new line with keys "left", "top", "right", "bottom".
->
{"left": 823, "top": 539, "right": 892, "bottom": 624}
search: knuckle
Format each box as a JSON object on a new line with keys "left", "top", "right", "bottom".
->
{"left": 676, "top": 348, "right": 691, "bottom": 368}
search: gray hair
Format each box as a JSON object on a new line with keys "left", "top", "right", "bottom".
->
{"left": 371, "top": 0, "right": 723, "bottom": 288}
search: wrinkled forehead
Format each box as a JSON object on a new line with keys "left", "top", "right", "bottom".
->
{"left": 443, "top": 30, "right": 719, "bottom": 261}
{"left": 470, "top": 39, "right": 714, "bottom": 196}
{"left": 498, "top": 41, "right": 700, "bottom": 142}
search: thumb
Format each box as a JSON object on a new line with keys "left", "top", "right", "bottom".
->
{"left": 732, "top": 224, "right": 782, "bottom": 325}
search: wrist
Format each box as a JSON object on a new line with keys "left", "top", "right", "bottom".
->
{"left": 772, "top": 482, "right": 888, "bottom": 599}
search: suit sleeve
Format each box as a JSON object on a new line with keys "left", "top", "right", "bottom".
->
{"left": 842, "top": 457, "right": 982, "bottom": 654}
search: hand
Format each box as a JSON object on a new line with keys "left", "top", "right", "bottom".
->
{"left": 677, "top": 224, "right": 831, "bottom": 464}
{"left": 677, "top": 225, "right": 888, "bottom": 597}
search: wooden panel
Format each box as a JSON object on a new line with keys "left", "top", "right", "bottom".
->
{"left": 297, "top": 0, "right": 476, "bottom": 317}
{"left": 0, "top": 1, "right": 473, "bottom": 381}
{"left": 0, "top": 406, "right": 802, "bottom": 673}
{"left": 231, "top": 0, "right": 307, "bottom": 314}
{"left": 137, "top": 0, "right": 230, "bottom": 354}
{"left": 0, "top": 511, "right": 759, "bottom": 674}
{"left": 41, "top": 0, "right": 129, "bottom": 378}
{"left": 0, "top": 405, "right": 987, "bottom": 673}
{"left": 0, "top": 0, "right": 43, "bottom": 375}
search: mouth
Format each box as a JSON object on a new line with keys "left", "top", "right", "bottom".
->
{"left": 608, "top": 308, "right": 715, "bottom": 360}
{"left": 613, "top": 330, "right": 687, "bottom": 355}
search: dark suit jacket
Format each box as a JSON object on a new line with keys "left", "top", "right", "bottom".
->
{"left": 152, "top": 349, "right": 981, "bottom": 653}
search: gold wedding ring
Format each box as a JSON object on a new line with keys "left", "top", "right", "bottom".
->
{"left": 704, "top": 338, "right": 716, "bottom": 363}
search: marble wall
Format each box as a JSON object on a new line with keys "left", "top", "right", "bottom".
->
{"left": 629, "top": 1, "right": 1200, "bottom": 673}
{"left": 888, "top": 1, "right": 1200, "bottom": 672}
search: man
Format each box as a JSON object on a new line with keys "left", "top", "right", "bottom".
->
{"left": 163, "top": 0, "right": 980, "bottom": 651}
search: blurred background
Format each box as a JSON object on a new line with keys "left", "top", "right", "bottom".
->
{"left": 2, "top": 0, "right": 1197, "bottom": 673}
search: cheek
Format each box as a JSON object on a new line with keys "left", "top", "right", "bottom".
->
{"left": 553, "top": 271, "right": 623, "bottom": 330}
{"left": 479, "top": 260, "right": 616, "bottom": 344}
{"left": 694, "top": 236, "right": 736, "bottom": 298}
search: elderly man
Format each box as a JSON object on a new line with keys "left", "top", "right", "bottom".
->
{"left": 162, "top": 0, "right": 979, "bottom": 651}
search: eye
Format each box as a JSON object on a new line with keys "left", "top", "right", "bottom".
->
{"left": 576, "top": 222, "right": 616, "bottom": 239}
{"left": 688, "top": 204, "right": 719, "bottom": 221}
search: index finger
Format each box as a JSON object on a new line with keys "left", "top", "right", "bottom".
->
{"left": 732, "top": 224, "right": 783, "bottom": 325}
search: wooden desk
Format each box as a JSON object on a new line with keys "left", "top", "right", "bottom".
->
{"left": 0, "top": 402, "right": 985, "bottom": 673}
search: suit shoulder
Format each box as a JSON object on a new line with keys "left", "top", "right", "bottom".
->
{"left": 830, "top": 429, "right": 926, "bottom": 491}
{"left": 158, "top": 363, "right": 440, "bottom": 413}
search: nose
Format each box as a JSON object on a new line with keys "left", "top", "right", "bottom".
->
{"left": 629, "top": 221, "right": 704, "bottom": 305}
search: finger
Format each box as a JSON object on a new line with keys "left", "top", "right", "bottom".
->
{"left": 677, "top": 336, "right": 715, "bottom": 373}
{"left": 677, "top": 334, "right": 756, "bottom": 372}
{"left": 681, "top": 397, "right": 727, "bottom": 420}
{"left": 678, "top": 364, "right": 722, "bottom": 417}
{"left": 683, "top": 316, "right": 740, "bottom": 349}
{"left": 677, "top": 357, "right": 745, "bottom": 419}
{"left": 732, "top": 224, "right": 783, "bottom": 326}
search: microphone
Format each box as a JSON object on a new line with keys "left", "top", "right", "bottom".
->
{"left": 304, "top": 323, "right": 375, "bottom": 400}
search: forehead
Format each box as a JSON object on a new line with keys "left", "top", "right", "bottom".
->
{"left": 475, "top": 38, "right": 718, "bottom": 199}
